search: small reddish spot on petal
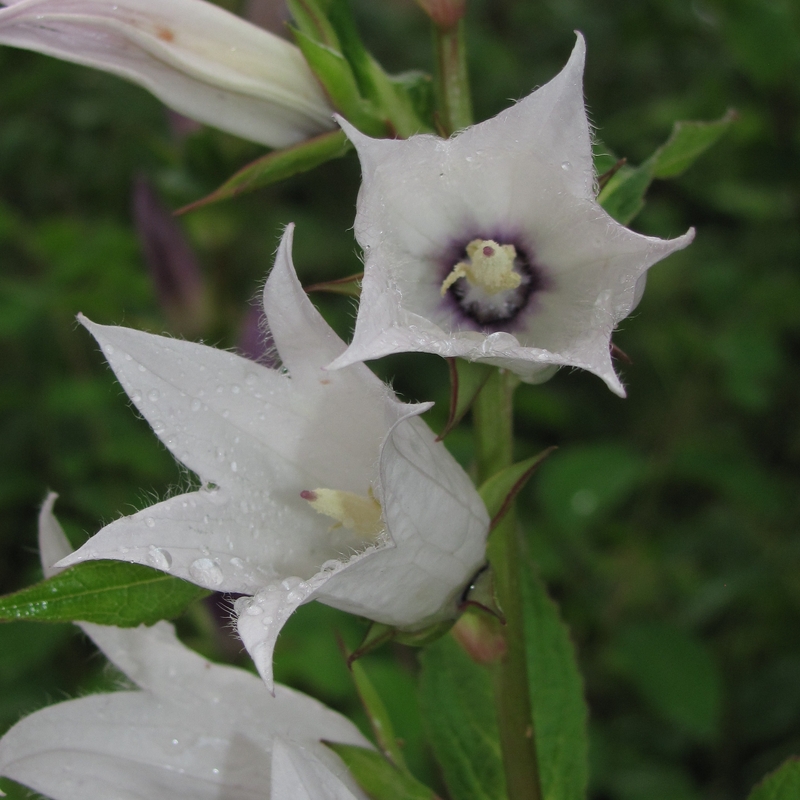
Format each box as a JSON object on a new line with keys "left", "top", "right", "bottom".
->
{"left": 319, "top": 378, "right": 331, "bottom": 385}
{"left": 156, "top": 26, "right": 175, "bottom": 42}
{"left": 300, "top": 490, "right": 317, "bottom": 501}
{"left": 483, "top": 245, "right": 495, "bottom": 256}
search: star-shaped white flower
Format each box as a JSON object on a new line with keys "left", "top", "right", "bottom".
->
{"left": 57, "top": 225, "right": 489, "bottom": 688}
{"left": 0, "top": 495, "right": 371, "bottom": 800}
{"left": 327, "top": 34, "right": 694, "bottom": 396}
{"left": 0, "top": 0, "right": 335, "bottom": 148}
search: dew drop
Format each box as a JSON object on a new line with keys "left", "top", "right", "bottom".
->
{"left": 131, "top": 391, "right": 142, "bottom": 403}
{"left": 245, "top": 602, "right": 263, "bottom": 616}
{"left": 147, "top": 546, "right": 172, "bottom": 571}
{"left": 190, "top": 399, "right": 202, "bottom": 411}
{"left": 230, "top": 461, "right": 238, "bottom": 472}
{"left": 148, "top": 389, "right": 160, "bottom": 402}
{"left": 231, "top": 384, "right": 240, "bottom": 394}
{"left": 561, "top": 161, "right": 572, "bottom": 171}
{"left": 145, "top": 517, "right": 156, "bottom": 528}
{"left": 230, "top": 556, "right": 244, "bottom": 569}
{"left": 189, "top": 558, "right": 224, "bottom": 586}
{"left": 104, "top": 344, "right": 115, "bottom": 355}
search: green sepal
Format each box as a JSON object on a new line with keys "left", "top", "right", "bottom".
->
{"left": 419, "top": 635, "right": 506, "bottom": 800}
{"left": 437, "top": 359, "right": 493, "bottom": 441}
{"left": 349, "top": 619, "right": 456, "bottom": 664}
{"left": 286, "top": 0, "right": 340, "bottom": 49}
{"left": 747, "top": 758, "right": 800, "bottom": 800}
{"left": 325, "top": 743, "right": 440, "bottom": 800}
{"left": 177, "top": 130, "right": 352, "bottom": 213}
{"left": 599, "top": 109, "right": 736, "bottom": 224}
{"left": 292, "top": 29, "right": 388, "bottom": 137}
{"left": 0, "top": 561, "right": 209, "bottom": 626}
{"left": 304, "top": 271, "right": 363, "bottom": 297}
{"left": 349, "top": 657, "right": 408, "bottom": 770}
{"left": 521, "top": 563, "right": 589, "bottom": 800}
{"left": 479, "top": 447, "right": 556, "bottom": 531}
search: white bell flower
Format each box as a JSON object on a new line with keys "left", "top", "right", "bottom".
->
{"left": 0, "top": 0, "right": 335, "bottom": 148}
{"left": 57, "top": 225, "right": 489, "bottom": 688}
{"left": 327, "top": 34, "right": 694, "bottom": 396}
{"left": 0, "top": 494, "right": 370, "bottom": 800}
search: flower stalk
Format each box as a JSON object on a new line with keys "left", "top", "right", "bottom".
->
{"left": 474, "top": 369, "right": 542, "bottom": 800}
{"left": 433, "top": 17, "right": 473, "bottom": 134}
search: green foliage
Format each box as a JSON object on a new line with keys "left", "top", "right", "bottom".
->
{"left": 326, "top": 743, "right": 439, "bottom": 800}
{"left": 747, "top": 758, "right": 800, "bottom": 800}
{"left": 0, "top": 562, "right": 209, "bottom": 626}
{"left": 599, "top": 111, "right": 736, "bottom": 224}
{"left": 419, "top": 636, "right": 506, "bottom": 800}
{"left": 522, "top": 566, "right": 589, "bottom": 800}
{"left": 611, "top": 622, "right": 722, "bottom": 741}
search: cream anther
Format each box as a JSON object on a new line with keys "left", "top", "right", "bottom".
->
{"left": 441, "top": 239, "right": 521, "bottom": 296}
{"left": 301, "top": 488, "right": 383, "bottom": 539}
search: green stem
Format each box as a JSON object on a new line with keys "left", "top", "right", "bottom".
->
{"left": 473, "top": 369, "right": 542, "bottom": 800}
{"left": 433, "top": 20, "right": 473, "bottom": 134}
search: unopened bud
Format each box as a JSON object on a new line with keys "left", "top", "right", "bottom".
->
{"left": 414, "top": 0, "right": 466, "bottom": 29}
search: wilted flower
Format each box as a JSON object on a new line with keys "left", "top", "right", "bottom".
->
{"left": 327, "top": 34, "right": 694, "bottom": 396}
{"left": 0, "top": 0, "right": 335, "bottom": 148}
{"left": 58, "top": 225, "right": 489, "bottom": 687}
{"left": 0, "top": 495, "right": 370, "bottom": 799}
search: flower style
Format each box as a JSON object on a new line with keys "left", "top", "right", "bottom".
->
{"left": 0, "top": 0, "right": 335, "bottom": 148}
{"left": 57, "top": 225, "right": 490, "bottom": 687}
{"left": 327, "top": 34, "right": 694, "bottom": 396}
{"left": 0, "top": 495, "right": 371, "bottom": 800}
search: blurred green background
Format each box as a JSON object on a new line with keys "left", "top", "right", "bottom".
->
{"left": 1, "top": 0, "right": 799, "bottom": 798}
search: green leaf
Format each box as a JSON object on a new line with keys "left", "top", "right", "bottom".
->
{"left": 177, "top": 130, "right": 353, "bottom": 213}
{"left": 521, "top": 566, "right": 589, "bottom": 800}
{"left": 350, "top": 658, "right": 408, "bottom": 770}
{"left": 479, "top": 448, "right": 555, "bottom": 530}
{"left": 612, "top": 622, "right": 722, "bottom": 741}
{"left": 419, "top": 635, "right": 506, "bottom": 800}
{"left": 0, "top": 561, "right": 209, "bottom": 626}
{"left": 652, "top": 110, "right": 738, "bottom": 179}
{"left": 748, "top": 758, "right": 800, "bottom": 800}
{"left": 598, "top": 110, "right": 736, "bottom": 224}
{"left": 437, "top": 359, "right": 492, "bottom": 441}
{"left": 325, "top": 743, "right": 439, "bottom": 800}
{"left": 292, "top": 30, "right": 387, "bottom": 137}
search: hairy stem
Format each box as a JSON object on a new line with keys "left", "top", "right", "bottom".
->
{"left": 473, "top": 369, "right": 542, "bottom": 800}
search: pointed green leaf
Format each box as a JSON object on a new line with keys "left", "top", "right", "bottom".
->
{"left": 325, "top": 744, "right": 439, "bottom": 800}
{"left": 0, "top": 561, "right": 209, "bottom": 626}
{"left": 599, "top": 110, "right": 736, "bottom": 224}
{"left": 178, "top": 130, "right": 352, "bottom": 213}
{"left": 419, "top": 635, "right": 506, "bottom": 800}
{"left": 747, "top": 758, "right": 800, "bottom": 800}
{"left": 350, "top": 658, "right": 407, "bottom": 770}
{"left": 652, "top": 109, "right": 738, "bottom": 179}
{"left": 521, "top": 565, "right": 589, "bottom": 800}
{"left": 438, "top": 359, "right": 493, "bottom": 441}
{"left": 292, "top": 29, "right": 387, "bottom": 136}
{"left": 479, "top": 448, "right": 555, "bottom": 530}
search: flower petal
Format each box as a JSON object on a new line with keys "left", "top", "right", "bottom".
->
{"left": 38, "top": 491, "right": 72, "bottom": 578}
{"left": 270, "top": 738, "right": 368, "bottom": 800}
{"left": 317, "top": 414, "right": 489, "bottom": 628}
{"left": 0, "top": 0, "right": 334, "bottom": 148}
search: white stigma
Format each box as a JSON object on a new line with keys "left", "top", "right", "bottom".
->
{"left": 301, "top": 488, "right": 383, "bottom": 539}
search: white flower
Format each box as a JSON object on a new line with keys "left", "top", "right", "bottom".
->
{"left": 57, "top": 225, "right": 489, "bottom": 688}
{"left": 326, "top": 34, "right": 694, "bottom": 396}
{"left": 0, "top": 494, "right": 370, "bottom": 800}
{"left": 0, "top": 0, "right": 335, "bottom": 148}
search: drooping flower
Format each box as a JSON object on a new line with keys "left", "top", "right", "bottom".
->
{"left": 326, "top": 34, "right": 694, "bottom": 396}
{"left": 0, "top": 495, "right": 370, "bottom": 800}
{"left": 57, "top": 225, "right": 489, "bottom": 687}
{"left": 0, "top": 0, "right": 335, "bottom": 148}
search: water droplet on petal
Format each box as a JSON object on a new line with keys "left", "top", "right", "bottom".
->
{"left": 145, "top": 517, "right": 156, "bottom": 528}
{"left": 190, "top": 399, "right": 201, "bottom": 411}
{"left": 104, "top": 344, "right": 114, "bottom": 355}
{"left": 230, "top": 461, "right": 238, "bottom": 472}
{"left": 147, "top": 546, "right": 172, "bottom": 571}
{"left": 245, "top": 602, "right": 263, "bottom": 616}
{"left": 148, "top": 389, "right": 160, "bottom": 402}
{"left": 561, "top": 161, "right": 572, "bottom": 171}
{"left": 231, "top": 384, "right": 240, "bottom": 394}
{"left": 189, "top": 558, "right": 224, "bottom": 586}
